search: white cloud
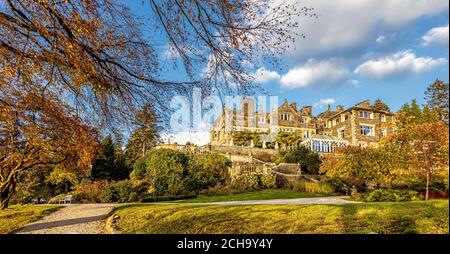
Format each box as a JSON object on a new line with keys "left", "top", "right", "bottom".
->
{"left": 355, "top": 50, "right": 447, "bottom": 79}
{"left": 421, "top": 24, "right": 449, "bottom": 46}
{"left": 376, "top": 36, "right": 386, "bottom": 45}
{"left": 160, "top": 131, "right": 210, "bottom": 146}
{"left": 271, "top": 0, "right": 448, "bottom": 58}
{"left": 252, "top": 68, "right": 280, "bottom": 84}
{"left": 350, "top": 79, "right": 360, "bottom": 87}
{"left": 314, "top": 98, "right": 336, "bottom": 108}
{"left": 280, "top": 59, "right": 349, "bottom": 89}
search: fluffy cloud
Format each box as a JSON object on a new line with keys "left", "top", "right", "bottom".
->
{"left": 280, "top": 59, "right": 349, "bottom": 89}
{"left": 355, "top": 50, "right": 447, "bottom": 79}
{"left": 272, "top": 0, "right": 448, "bottom": 58}
{"left": 421, "top": 24, "right": 449, "bottom": 46}
{"left": 314, "top": 98, "right": 337, "bottom": 108}
{"left": 252, "top": 68, "right": 281, "bottom": 84}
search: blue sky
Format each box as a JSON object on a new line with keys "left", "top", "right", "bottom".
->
{"left": 125, "top": 0, "right": 449, "bottom": 145}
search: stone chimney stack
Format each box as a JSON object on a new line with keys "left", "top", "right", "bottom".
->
{"left": 302, "top": 106, "right": 313, "bottom": 116}
{"left": 356, "top": 99, "right": 371, "bottom": 108}
{"left": 336, "top": 105, "right": 344, "bottom": 112}
{"left": 290, "top": 103, "right": 297, "bottom": 111}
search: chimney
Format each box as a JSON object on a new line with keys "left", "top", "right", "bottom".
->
{"left": 290, "top": 103, "right": 297, "bottom": 111}
{"left": 336, "top": 105, "right": 344, "bottom": 112}
{"left": 356, "top": 99, "right": 371, "bottom": 108}
{"left": 302, "top": 106, "right": 312, "bottom": 116}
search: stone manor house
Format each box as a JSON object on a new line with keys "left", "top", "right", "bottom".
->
{"left": 210, "top": 98, "right": 397, "bottom": 153}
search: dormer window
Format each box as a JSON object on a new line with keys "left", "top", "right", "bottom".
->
{"left": 281, "top": 113, "right": 291, "bottom": 121}
{"left": 359, "top": 111, "right": 369, "bottom": 118}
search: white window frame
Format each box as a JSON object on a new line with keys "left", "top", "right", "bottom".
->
{"left": 258, "top": 116, "right": 265, "bottom": 123}
{"left": 359, "top": 111, "right": 369, "bottom": 119}
{"left": 360, "top": 124, "right": 375, "bottom": 136}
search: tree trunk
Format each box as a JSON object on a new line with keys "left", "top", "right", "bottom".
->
{"left": 0, "top": 178, "right": 16, "bottom": 210}
{"left": 425, "top": 172, "right": 430, "bottom": 201}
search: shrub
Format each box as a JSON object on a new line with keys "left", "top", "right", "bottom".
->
{"left": 291, "top": 179, "right": 335, "bottom": 195}
{"left": 351, "top": 189, "right": 424, "bottom": 202}
{"left": 130, "top": 149, "right": 231, "bottom": 196}
{"left": 130, "top": 149, "right": 189, "bottom": 196}
{"left": 230, "top": 173, "right": 277, "bottom": 191}
{"left": 98, "top": 180, "right": 138, "bottom": 203}
{"left": 231, "top": 174, "right": 260, "bottom": 190}
{"left": 275, "top": 174, "right": 291, "bottom": 188}
{"left": 277, "top": 146, "right": 322, "bottom": 174}
{"left": 72, "top": 180, "right": 108, "bottom": 203}
{"left": 320, "top": 177, "right": 347, "bottom": 193}
{"left": 260, "top": 174, "right": 277, "bottom": 189}
{"left": 186, "top": 154, "right": 231, "bottom": 192}
{"left": 198, "top": 184, "right": 245, "bottom": 196}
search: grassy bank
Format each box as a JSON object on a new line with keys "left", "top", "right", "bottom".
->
{"left": 113, "top": 200, "right": 448, "bottom": 234}
{"left": 0, "top": 205, "right": 61, "bottom": 234}
{"left": 171, "top": 189, "right": 322, "bottom": 203}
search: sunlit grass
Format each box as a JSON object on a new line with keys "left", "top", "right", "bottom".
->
{"left": 113, "top": 200, "right": 448, "bottom": 234}
{"left": 0, "top": 205, "right": 61, "bottom": 234}
{"left": 170, "top": 189, "right": 322, "bottom": 203}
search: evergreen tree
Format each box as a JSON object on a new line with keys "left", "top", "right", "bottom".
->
{"left": 125, "top": 104, "right": 160, "bottom": 167}
{"left": 91, "top": 134, "right": 132, "bottom": 180}
{"left": 425, "top": 79, "right": 449, "bottom": 124}
{"left": 372, "top": 99, "right": 390, "bottom": 112}
{"left": 113, "top": 135, "right": 131, "bottom": 180}
{"left": 399, "top": 99, "right": 439, "bottom": 125}
{"left": 91, "top": 135, "right": 117, "bottom": 180}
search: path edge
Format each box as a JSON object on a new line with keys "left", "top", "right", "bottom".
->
{"left": 105, "top": 209, "right": 122, "bottom": 234}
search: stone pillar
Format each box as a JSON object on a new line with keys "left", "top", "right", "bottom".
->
{"left": 262, "top": 141, "right": 267, "bottom": 149}
{"left": 250, "top": 139, "right": 254, "bottom": 147}
{"left": 275, "top": 142, "right": 279, "bottom": 149}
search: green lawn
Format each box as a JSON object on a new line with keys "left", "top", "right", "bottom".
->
{"left": 0, "top": 205, "right": 61, "bottom": 234}
{"left": 171, "top": 189, "right": 322, "bottom": 203}
{"left": 113, "top": 200, "right": 449, "bottom": 234}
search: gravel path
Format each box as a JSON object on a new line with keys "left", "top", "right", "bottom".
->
{"left": 16, "top": 204, "right": 118, "bottom": 234}
{"left": 158, "top": 196, "right": 359, "bottom": 205}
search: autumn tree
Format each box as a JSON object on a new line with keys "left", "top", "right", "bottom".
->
{"left": 0, "top": 90, "right": 98, "bottom": 209}
{"left": 320, "top": 146, "right": 399, "bottom": 187}
{"left": 425, "top": 79, "right": 449, "bottom": 125}
{"left": 0, "top": 0, "right": 314, "bottom": 128}
{"left": 384, "top": 121, "right": 449, "bottom": 200}
{"left": 0, "top": 0, "right": 314, "bottom": 205}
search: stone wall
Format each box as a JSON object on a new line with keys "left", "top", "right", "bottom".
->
{"left": 212, "top": 145, "right": 277, "bottom": 156}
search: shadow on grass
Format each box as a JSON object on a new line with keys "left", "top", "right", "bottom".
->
{"left": 338, "top": 203, "right": 418, "bottom": 234}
